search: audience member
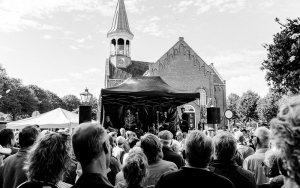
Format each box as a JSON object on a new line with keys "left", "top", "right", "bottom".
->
{"left": 0, "top": 129, "right": 18, "bottom": 157}
{"left": 207, "top": 127, "right": 215, "bottom": 138}
{"left": 270, "top": 95, "right": 300, "bottom": 188}
{"left": 175, "top": 131, "right": 185, "bottom": 152}
{"left": 72, "top": 123, "right": 113, "bottom": 188}
{"left": 243, "top": 127, "right": 270, "bottom": 185}
{"left": 258, "top": 150, "right": 284, "bottom": 188}
{"left": 209, "top": 132, "right": 256, "bottom": 188}
{"left": 120, "top": 128, "right": 126, "bottom": 138}
{"left": 116, "top": 134, "right": 177, "bottom": 187}
{"left": 0, "top": 126, "right": 39, "bottom": 188}
{"left": 18, "top": 132, "right": 72, "bottom": 188}
{"left": 155, "top": 130, "right": 234, "bottom": 188}
{"left": 113, "top": 136, "right": 126, "bottom": 162}
{"left": 235, "top": 131, "right": 254, "bottom": 159}
{"left": 122, "top": 148, "right": 148, "bottom": 188}
{"left": 158, "top": 130, "right": 184, "bottom": 169}
{"left": 122, "top": 137, "right": 140, "bottom": 164}
{"left": 107, "top": 135, "right": 121, "bottom": 186}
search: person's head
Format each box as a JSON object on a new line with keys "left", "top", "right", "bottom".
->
{"left": 213, "top": 132, "right": 237, "bottom": 161}
{"left": 116, "top": 136, "right": 126, "bottom": 147}
{"left": 109, "top": 131, "right": 118, "bottom": 140}
{"left": 241, "top": 129, "right": 247, "bottom": 136}
{"left": 270, "top": 95, "right": 300, "bottom": 186}
{"left": 158, "top": 130, "right": 173, "bottom": 147}
{"left": 176, "top": 131, "right": 183, "bottom": 141}
{"left": 140, "top": 133, "right": 163, "bottom": 165}
{"left": 181, "top": 107, "right": 185, "bottom": 113}
{"left": 128, "top": 137, "right": 140, "bottom": 149}
{"left": 126, "top": 131, "right": 133, "bottom": 140}
{"left": 120, "top": 128, "right": 126, "bottom": 136}
{"left": 23, "top": 132, "right": 71, "bottom": 183}
{"left": 19, "top": 125, "right": 39, "bottom": 148}
{"left": 207, "top": 128, "right": 215, "bottom": 138}
{"left": 185, "top": 130, "right": 214, "bottom": 168}
{"left": 127, "top": 109, "right": 132, "bottom": 115}
{"left": 105, "top": 116, "right": 110, "bottom": 122}
{"left": 234, "top": 131, "right": 245, "bottom": 144}
{"left": 72, "top": 123, "right": 111, "bottom": 170}
{"left": 262, "top": 150, "right": 280, "bottom": 178}
{"left": 253, "top": 127, "right": 270, "bottom": 149}
{"left": 164, "top": 112, "right": 167, "bottom": 117}
{"left": 0, "top": 129, "right": 15, "bottom": 148}
{"left": 123, "top": 147, "right": 148, "bottom": 186}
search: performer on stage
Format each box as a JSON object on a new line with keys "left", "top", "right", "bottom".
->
{"left": 180, "top": 107, "right": 189, "bottom": 133}
{"left": 124, "top": 109, "right": 136, "bottom": 131}
{"left": 103, "top": 116, "right": 117, "bottom": 132}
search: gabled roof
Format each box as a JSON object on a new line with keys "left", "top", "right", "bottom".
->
{"left": 107, "top": 0, "right": 133, "bottom": 37}
{"left": 109, "top": 60, "right": 152, "bottom": 79}
{"left": 210, "top": 63, "right": 225, "bottom": 84}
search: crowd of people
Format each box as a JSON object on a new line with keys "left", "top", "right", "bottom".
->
{"left": 0, "top": 95, "right": 299, "bottom": 188}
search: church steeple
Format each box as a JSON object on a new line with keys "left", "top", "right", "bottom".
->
{"left": 108, "top": 0, "right": 133, "bottom": 68}
{"left": 107, "top": 0, "right": 134, "bottom": 38}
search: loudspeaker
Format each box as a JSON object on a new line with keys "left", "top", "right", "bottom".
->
{"left": 79, "top": 106, "right": 92, "bottom": 124}
{"left": 207, "top": 107, "right": 221, "bottom": 124}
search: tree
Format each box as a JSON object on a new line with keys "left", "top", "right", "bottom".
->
{"left": 226, "top": 93, "right": 240, "bottom": 119}
{"left": 257, "top": 91, "right": 281, "bottom": 123}
{"left": 29, "top": 85, "right": 53, "bottom": 113}
{"left": 90, "top": 96, "right": 98, "bottom": 120}
{"left": 0, "top": 78, "right": 38, "bottom": 120}
{"left": 62, "top": 94, "right": 80, "bottom": 112}
{"left": 45, "top": 90, "right": 66, "bottom": 109}
{"left": 237, "top": 90, "right": 260, "bottom": 122}
{"left": 261, "top": 17, "right": 300, "bottom": 94}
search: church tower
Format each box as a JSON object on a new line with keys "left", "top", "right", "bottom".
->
{"left": 108, "top": 0, "right": 133, "bottom": 68}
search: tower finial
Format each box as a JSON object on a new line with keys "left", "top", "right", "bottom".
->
{"left": 107, "top": 0, "right": 134, "bottom": 38}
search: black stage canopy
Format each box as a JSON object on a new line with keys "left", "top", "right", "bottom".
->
{"left": 100, "top": 76, "right": 199, "bottom": 130}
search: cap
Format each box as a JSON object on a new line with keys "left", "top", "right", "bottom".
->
{"left": 116, "top": 136, "right": 126, "bottom": 145}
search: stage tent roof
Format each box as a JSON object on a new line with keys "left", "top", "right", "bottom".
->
{"left": 6, "top": 108, "right": 79, "bottom": 129}
{"left": 101, "top": 76, "right": 200, "bottom": 107}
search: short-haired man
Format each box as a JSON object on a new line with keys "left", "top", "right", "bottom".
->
{"left": 209, "top": 132, "right": 256, "bottom": 188}
{"left": 155, "top": 130, "right": 234, "bottom": 188}
{"left": 234, "top": 131, "right": 254, "bottom": 159}
{"left": 0, "top": 125, "right": 39, "bottom": 188}
{"left": 158, "top": 130, "right": 185, "bottom": 169}
{"left": 243, "top": 127, "right": 270, "bottom": 185}
{"left": 72, "top": 123, "right": 113, "bottom": 188}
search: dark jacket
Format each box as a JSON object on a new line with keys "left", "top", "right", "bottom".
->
{"left": 162, "top": 146, "right": 185, "bottom": 169}
{"left": 155, "top": 166, "right": 234, "bottom": 188}
{"left": 0, "top": 148, "right": 29, "bottom": 188}
{"left": 71, "top": 173, "right": 113, "bottom": 188}
{"left": 209, "top": 160, "right": 256, "bottom": 188}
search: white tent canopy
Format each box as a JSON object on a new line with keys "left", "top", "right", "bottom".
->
{"left": 6, "top": 108, "right": 79, "bottom": 129}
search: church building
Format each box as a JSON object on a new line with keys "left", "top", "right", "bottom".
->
{"left": 104, "top": 0, "right": 227, "bottom": 127}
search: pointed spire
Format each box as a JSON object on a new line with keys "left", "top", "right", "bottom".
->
{"left": 107, "top": 0, "right": 134, "bottom": 38}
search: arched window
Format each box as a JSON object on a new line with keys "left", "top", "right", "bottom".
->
{"left": 184, "top": 105, "right": 195, "bottom": 112}
{"left": 110, "top": 39, "right": 116, "bottom": 55}
{"left": 117, "top": 38, "right": 124, "bottom": 51}
{"left": 126, "top": 40, "right": 130, "bottom": 56}
{"left": 199, "top": 89, "right": 206, "bottom": 106}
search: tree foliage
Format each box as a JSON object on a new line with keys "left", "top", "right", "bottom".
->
{"left": 46, "top": 90, "right": 66, "bottom": 109}
{"left": 261, "top": 17, "right": 300, "bottom": 94}
{"left": 0, "top": 78, "right": 38, "bottom": 120}
{"left": 257, "top": 91, "right": 281, "bottom": 123}
{"left": 29, "top": 85, "right": 53, "bottom": 113}
{"left": 62, "top": 94, "right": 80, "bottom": 112}
{"left": 237, "top": 90, "right": 260, "bottom": 122}
{"left": 226, "top": 93, "right": 240, "bottom": 119}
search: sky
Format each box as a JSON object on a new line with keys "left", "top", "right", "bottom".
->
{"left": 1, "top": 0, "right": 300, "bottom": 99}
